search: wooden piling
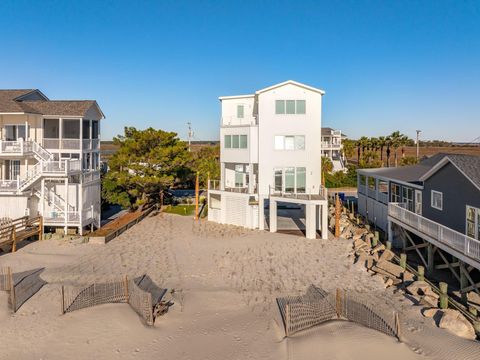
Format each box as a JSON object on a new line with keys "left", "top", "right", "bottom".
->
{"left": 439, "top": 282, "right": 448, "bottom": 309}
{"left": 395, "top": 312, "right": 402, "bottom": 342}
{"left": 399, "top": 253, "right": 407, "bottom": 270}
{"left": 61, "top": 285, "right": 65, "bottom": 314}
{"left": 386, "top": 241, "right": 392, "bottom": 250}
{"left": 417, "top": 265, "right": 425, "bottom": 281}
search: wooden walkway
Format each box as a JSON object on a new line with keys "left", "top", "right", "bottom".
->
{"left": 0, "top": 216, "right": 43, "bottom": 252}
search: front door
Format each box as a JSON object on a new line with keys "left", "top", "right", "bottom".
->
{"left": 415, "top": 190, "right": 422, "bottom": 215}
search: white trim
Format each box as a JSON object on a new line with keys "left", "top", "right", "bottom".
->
{"left": 431, "top": 190, "right": 443, "bottom": 210}
{"left": 218, "top": 94, "right": 254, "bottom": 100}
{"left": 255, "top": 80, "right": 325, "bottom": 95}
{"left": 420, "top": 156, "right": 480, "bottom": 193}
{"left": 466, "top": 205, "right": 480, "bottom": 240}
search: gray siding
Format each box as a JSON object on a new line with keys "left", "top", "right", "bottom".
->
{"left": 423, "top": 162, "right": 480, "bottom": 234}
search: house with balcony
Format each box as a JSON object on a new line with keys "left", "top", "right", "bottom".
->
{"left": 357, "top": 154, "right": 480, "bottom": 295}
{"left": 0, "top": 89, "right": 103, "bottom": 235}
{"left": 321, "top": 127, "right": 347, "bottom": 172}
{"left": 208, "top": 80, "right": 329, "bottom": 239}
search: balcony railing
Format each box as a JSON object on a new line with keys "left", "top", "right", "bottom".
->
{"left": 221, "top": 116, "right": 257, "bottom": 126}
{"left": 388, "top": 203, "right": 480, "bottom": 263}
{"left": 0, "top": 180, "right": 18, "bottom": 192}
{"left": 321, "top": 141, "right": 341, "bottom": 149}
{"left": 44, "top": 211, "right": 80, "bottom": 224}
{"left": 269, "top": 185, "right": 327, "bottom": 201}
{"left": 208, "top": 180, "right": 256, "bottom": 194}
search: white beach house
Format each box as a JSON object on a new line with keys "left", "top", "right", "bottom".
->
{"left": 0, "top": 89, "right": 103, "bottom": 235}
{"left": 321, "top": 127, "right": 347, "bottom": 172}
{"left": 208, "top": 80, "right": 329, "bottom": 239}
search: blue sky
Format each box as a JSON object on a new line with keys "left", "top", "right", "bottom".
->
{"left": 1, "top": 0, "right": 479, "bottom": 142}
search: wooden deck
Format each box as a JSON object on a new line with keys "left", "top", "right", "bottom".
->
{"left": 0, "top": 216, "right": 43, "bottom": 252}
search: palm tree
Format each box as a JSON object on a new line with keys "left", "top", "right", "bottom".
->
{"left": 385, "top": 136, "right": 392, "bottom": 167}
{"left": 342, "top": 139, "right": 355, "bottom": 164}
{"left": 378, "top": 136, "right": 386, "bottom": 165}
{"left": 358, "top": 136, "right": 369, "bottom": 162}
{"left": 389, "top": 131, "right": 403, "bottom": 167}
{"left": 400, "top": 135, "right": 410, "bottom": 158}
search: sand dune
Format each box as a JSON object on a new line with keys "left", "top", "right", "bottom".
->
{"left": 0, "top": 213, "right": 477, "bottom": 359}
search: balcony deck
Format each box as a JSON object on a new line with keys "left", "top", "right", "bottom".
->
{"left": 388, "top": 203, "right": 480, "bottom": 270}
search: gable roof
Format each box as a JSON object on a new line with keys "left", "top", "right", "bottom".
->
{"left": 419, "top": 154, "right": 480, "bottom": 191}
{"left": 358, "top": 153, "right": 449, "bottom": 186}
{"left": 0, "top": 89, "right": 104, "bottom": 118}
{"left": 255, "top": 80, "right": 325, "bottom": 95}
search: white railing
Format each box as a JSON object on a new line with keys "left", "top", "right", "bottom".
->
{"left": 221, "top": 116, "right": 257, "bottom": 126}
{"left": 208, "top": 180, "right": 221, "bottom": 190}
{"left": 92, "top": 139, "right": 100, "bottom": 149}
{"left": 0, "top": 140, "right": 24, "bottom": 154}
{"left": 82, "top": 139, "right": 91, "bottom": 150}
{"left": 0, "top": 180, "right": 18, "bottom": 192}
{"left": 61, "top": 139, "right": 81, "bottom": 150}
{"left": 388, "top": 203, "right": 480, "bottom": 264}
{"left": 30, "top": 141, "right": 51, "bottom": 161}
{"left": 43, "top": 138, "right": 81, "bottom": 150}
{"left": 44, "top": 211, "right": 80, "bottom": 224}
{"left": 0, "top": 140, "right": 52, "bottom": 162}
{"left": 321, "top": 141, "right": 341, "bottom": 149}
{"left": 83, "top": 171, "right": 101, "bottom": 183}
{"left": 43, "top": 138, "right": 60, "bottom": 149}
{"left": 269, "top": 185, "right": 327, "bottom": 200}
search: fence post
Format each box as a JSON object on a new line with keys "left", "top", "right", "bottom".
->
{"left": 8, "top": 267, "right": 16, "bottom": 312}
{"left": 285, "top": 304, "right": 290, "bottom": 337}
{"left": 336, "top": 288, "right": 342, "bottom": 318}
{"left": 417, "top": 265, "right": 425, "bottom": 281}
{"left": 395, "top": 312, "right": 402, "bottom": 342}
{"left": 61, "top": 285, "right": 65, "bottom": 314}
{"left": 439, "top": 282, "right": 448, "bottom": 309}
{"left": 124, "top": 275, "right": 129, "bottom": 302}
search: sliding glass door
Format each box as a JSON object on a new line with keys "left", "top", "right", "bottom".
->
{"left": 273, "top": 167, "right": 307, "bottom": 194}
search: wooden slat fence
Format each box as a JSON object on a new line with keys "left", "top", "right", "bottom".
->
{"left": 0, "top": 216, "right": 43, "bottom": 252}
{"left": 61, "top": 275, "right": 167, "bottom": 326}
{"left": 277, "top": 286, "right": 401, "bottom": 340}
{"left": 0, "top": 267, "right": 46, "bottom": 312}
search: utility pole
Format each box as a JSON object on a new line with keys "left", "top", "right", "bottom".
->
{"left": 416, "top": 130, "right": 421, "bottom": 160}
{"left": 187, "top": 122, "right": 194, "bottom": 152}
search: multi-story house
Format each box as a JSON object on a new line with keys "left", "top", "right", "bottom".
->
{"left": 321, "top": 127, "right": 347, "bottom": 172}
{"left": 356, "top": 154, "right": 480, "bottom": 294}
{"left": 208, "top": 80, "right": 329, "bottom": 239}
{"left": 0, "top": 89, "right": 103, "bottom": 235}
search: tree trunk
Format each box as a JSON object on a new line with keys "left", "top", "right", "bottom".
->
{"left": 386, "top": 147, "right": 391, "bottom": 167}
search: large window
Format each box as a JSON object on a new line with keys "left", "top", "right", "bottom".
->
{"left": 44, "top": 119, "right": 59, "bottom": 138}
{"left": 402, "top": 187, "right": 414, "bottom": 212}
{"left": 82, "top": 120, "right": 90, "bottom": 139}
{"left": 237, "top": 105, "right": 244, "bottom": 118}
{"left": 466, "top": 206, "right": 480, "bottom": 239}
{"left": 296, "top": 167, "right": 306, "bottom": 193}
{"left": 275, "top": 100, "right": 306, "bottom": 114}
{"left": 431, "top": 190, "right": 443, "bottom": 210}
{"left": 274, "top": 135, "right": 305, "bottom": 150}
{"left": 225, "top": 134, "right": 247, "bottom": 149}
{"left": 273, "top": 167, "right": 307, "bottom": 193}
{"left": 285, "top": 167, "right": 295, "bottom": 192}
{"left": 92, "top": 120, "right": 99, "bottom": 139}
{"left": 391, "top": 183, "right": 401, "bottom": 202}
{"left": 4, "top": 125, "right": 26, "bottom": 141}
{"left": 63, "top": 119, "right": 80, "bottom": 139}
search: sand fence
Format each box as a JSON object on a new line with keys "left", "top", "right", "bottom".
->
{"left": 0, "top": 266, "right": 46, "bottom": 312}
{"left": 61, "top": 274, "right": 168, "bottom": 326}
{"left": 277, "top": 285, "right": 400, "bottom": 339}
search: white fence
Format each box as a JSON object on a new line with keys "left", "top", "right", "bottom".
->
{"left": 388, "top": 203, "right": 480, "bottom": 264}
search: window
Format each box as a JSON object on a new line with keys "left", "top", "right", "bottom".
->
{"left": 44, "top": 119, "right": 59, "bottom": 138}
{"left": 466, "top": 206, "right": 480, "bottom": 239}
{"left": 275, "top": 100, "right": 285, "bottom": 114}
{"left": 237, "top": 105, "right": 244, "bottom": 118}
{"left": 92, "top": 120, "right": 99, "bottom": 139}
{"left": 275, "top": 100, "right": 306, "bottom": 114}
{"left": 63, "top": 119, "right": 80, "bottom": 139}
{"left": 235, "top": 164, "right": 244, "bottom": 187}
{"left": 368, "top": 177, "right": 376, "bottom": 190}
{"left": 391, "top": 183, "right": 401, "bottom": 202}
{"left": 239, "top": 135, "right": 247, "bottom": 149}
{"left": 402, "top": 187, "right": 414, "bottom": 212}
{"left": 274, "top": 135, "right": 305, "bottom": 150}
{"left": 286, "top": 100, "right": 296, "bottom": 114}
{"left": 4, "top": 125, "right": 26, "bottom": 141}
{"left": 296, "top": 100, "right": 306, "bottom": 114}
{"left": 82, "top": 120, "right": 90, "bottom": 139}
{"left": 224, "top": 135, "right": 232, "bottom": 148}
{"left": 274, "top": 169, "right": 282, "bottom": 191}
{"left": 284, "top": 167, "right": 295, "bottom": 192}
{"left": 431, "top": 190, "right": 443, "bottom": 210}
{"left": 296, "top": 167, "right": 306, "bottom": 193}
{"left": 232, "top": 135, "right": 239, "bottom": 148}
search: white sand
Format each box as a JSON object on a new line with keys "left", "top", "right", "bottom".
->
{"left": 0, "top": 213, "right": 477, "bottom": 359}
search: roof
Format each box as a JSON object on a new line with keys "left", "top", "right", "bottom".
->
{"left": 420, "top": 154, "right": 480, "bottom": 191}
{"left": 321, "top": 127, "right": 347, "bottom": 137}
{"left": 0, "top": 89, "right": 104, "bottom": 118}
{"left": 256, "top": 80, "right": 325, "bottom": 95}
{"left": 358, "top": 153, "right": 448, "bottom": 185}
{"left": 218, "top": 94, "right": 254, "bottom": 101}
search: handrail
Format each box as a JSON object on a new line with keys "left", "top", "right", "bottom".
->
{"left": 269, "top": 185, "right": 327, "bottom": 200}
{"left": 388, "top": 203, "right": 480, "bottom": 263}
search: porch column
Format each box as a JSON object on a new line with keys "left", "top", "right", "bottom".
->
{"left": 321, "top": 202, "right": 328, "bottom": 240}
{"left": 459, "top": 261, "right": 468, "bottom": 303}
{"left": 220, "top": 163, "right": 225, "bottom": 190}
{"left": 387, "top": 220, "right": 393, "bottom": 244}
{"left": 248, "top": 163, "right": 254, "bottom": 193}
{"left": 269, "top": 199, "right": 277, "bottom": 233}
{"left": 259, "top": 196, "right": 265, "bottom": 231}
{"left": 305, "top": 203, "right": 316, "bottom": 239}
{"left": 59, "top": 118, "right": 63, "bottom": 150}
{"left": 40, "top": 178, "right": 45, "bottom": 216}
{"left": 64, "top": 177, "right": 68, "bottom": 234}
